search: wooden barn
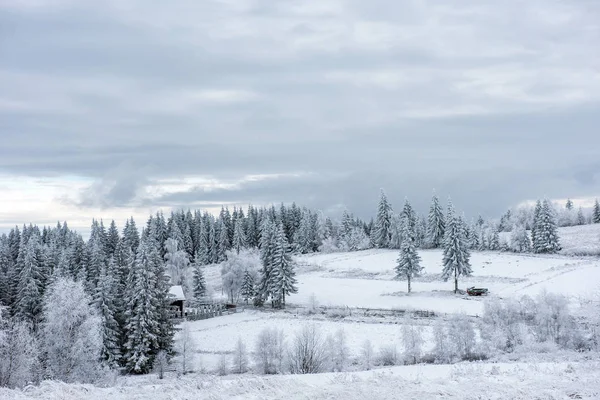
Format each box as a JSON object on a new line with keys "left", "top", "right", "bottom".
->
{"left": 167, "top": 285, "right": 186, "bottom": 318}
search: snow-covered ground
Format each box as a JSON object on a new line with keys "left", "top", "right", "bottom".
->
{"left": 3, "top": 361, "right": 598, "bottom": 399}
{"left": 291, "top": 248, "right": 600, "bottom": 316}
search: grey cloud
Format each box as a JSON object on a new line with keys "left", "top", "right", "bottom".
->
{"left": 1, "top": 0, "right": 599, "bottom": 225}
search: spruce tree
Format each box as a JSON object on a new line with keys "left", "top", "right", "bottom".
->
{"left": 106, "top": 220, "right": 120, "bottom": 256}
{"left": 395, "top": 201, "right": 423, "bottom": 293}
{"left": 217, "top": 219, "right": 230, "bottom": 262}
{"left": 192, "top": 252, "right": 206, "bottom": 302}
{"left": 534, "top": 200, "right": 561, "bottom": 254}
{"left": 240, "top": 270, "right": 255, "bottom": 304}
{"left": 594, "top": 199, "right": 600, "bottom": 224}
{"left": 373, "top": 190, "right": 393, "bottom": 248}
{"left": 95, "top": 261, "right": 121, "bottom": 367}
{"left": 126, "top": 238, "right": 160, "bottom": 373}
{"left": 510, "top": 224, "right": 531, "bottom": 253}
{"left": 269, "top": 223, "right": 298, "bottom": 308}
{"left": 232, "top": 217, "right": 247, "bottom": 254}
{"left": 198, "top": 217, "right": 211, "bottom": 265}
{"left": 441, "top": 201, "right": 472, "bottom": 293}
{"left": 15, "top": 235, "right": 44, "bottom": 325}
{"left": 427, "top": 192, "right": 445, "bottom": 248}
{"left": 257, "top": 219, "right": 277, "bottom": 303}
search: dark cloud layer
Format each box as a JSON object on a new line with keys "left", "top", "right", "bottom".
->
{"left": 1, "top": 0, "right": 599, "bottom": 223}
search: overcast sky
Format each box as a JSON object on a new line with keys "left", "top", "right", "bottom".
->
{"left": 1, "top": 0, "right": 600, "bottom": 233}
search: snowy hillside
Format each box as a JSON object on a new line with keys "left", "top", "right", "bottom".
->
{"left": 3, "top": 361, "right": 598, "bottom": 400}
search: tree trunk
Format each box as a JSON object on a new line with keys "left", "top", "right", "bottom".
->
{"left": 407, "top": 276, "right": 411, "bottom": 294}
{"left": 454, "top": 268, "right": 458, "bottom": 294}
{"left": 282, "top": 292, "right": 286, "bottom": 308}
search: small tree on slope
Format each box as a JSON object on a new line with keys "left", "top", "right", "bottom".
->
{"left": 192, "top": 252, "right": 206, "bottom": 301}
{"left": 395, "top": 201, "right": 423, "bottom": 293}
{"left": 441, "top": 201, "right": 472, "bottom": 293}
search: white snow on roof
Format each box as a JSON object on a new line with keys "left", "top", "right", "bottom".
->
{"left": 168, "top": 285, "right": 186, "bottom": 301}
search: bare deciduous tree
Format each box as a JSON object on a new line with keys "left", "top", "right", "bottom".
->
{"left": 288, "top": 324, "right": 328, "bottom": 374}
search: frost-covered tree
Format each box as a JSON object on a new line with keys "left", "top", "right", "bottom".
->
{"left": 42, "top": 278, "right": 103, "bottom": 383}
{"left": 594, "top": 199, "right": 600, "bottom": 224}
{"left": 395, "top": 201, "right": 423, "bottom": 293}
{"left": 576, "top": 207, "right": 586, "bottom": 226}
{"left": 164, "top": 238, "right": 190, "bottom": 286}
{"left": 510, "top": 224, "right": 531, "bottom": 253}
{"left": 447, "top": 313, "right": 476, "bottom": 361}
{"left": 360, "top": 339, "right": 374, "bottom": 371}
{"left": 533, "top": 200, "right": 561, "bottom": 254}
{"left": 441, "top": 201, "right": 472, "bottom": 293}
{"left": 327, "top": 328, "right": 349, "bottom": 372}
{"left": 432, "top": 319, "right": 451, "bottom": 363}
{"left": 177, "top": 321, "right": 195, "bottom": 375}
{"left": 221, "top": 249, "right": 260, "bottom": 303}
{"left": 0, "top": 318, "right": 39, "bottom": 389}
{"left": 254, "top": 327, "right": 286, "bottom": 374}
{"left": 232, "top": 337, "right": 249, "bottom": 374}
{"left": 489, "top": 227, "right": 500, "bottom": 251}
{"left": 401, "top": 319, "right": 423, "bottom": 364}
{"left": 372, "top": 190, "right": 393, "bottom": 248}
{"left": 269, "top": 224, "right": 298, "bottom": 308}
{"left": 389, "top": 214, "right": 403, "bottom": 249}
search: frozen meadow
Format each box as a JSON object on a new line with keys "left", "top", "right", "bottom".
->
{"left": 3, "top": 224, "right": 600, "bottom": 399}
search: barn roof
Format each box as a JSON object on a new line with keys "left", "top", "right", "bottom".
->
{"left": 168, "top": 285, "right": 186, "bottom": 301}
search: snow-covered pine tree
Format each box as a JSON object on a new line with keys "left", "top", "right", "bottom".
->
{"left": 257, "top": 219, "right": 277, "bottom": 303}
{"left": 106, "top": 220, "right": 120, "bottom": 257}
{"left": 427, "top": 192, "right": 445, "bottom": 248}
{"left": 15, "top": 234, "right": 44, "bottom": 325}
{"left": 395, "top": 201, "right": 423, "bottom": 293}
{"left": 293, "top": 211, "right": 313, "bottom": 254}
{"left": 164, "top": 238, "right": 190, "bottom": 286}
{"left": 217, "top": 219, "right": 230, "bottom": 263}
{"left": 95, "top": 261, "right": 121, "bottom": 367}
{"left": 489, "top": 228, "right": 500, "bottom": 251}
{"left": 372, "top": 190, "right": 393, "bottom": 248}
{"left": 192, "top": 252, "right": 206, "bottom": 302}
{"left": 240, "top": 269, "right": 255, "bottom": 304}
{"left": 232, "top": 217, "right": 247, "bottom": 254}
{"left": 124, "top": 240, "right": 161, "bottom": 374}
{"left": 594, "top": 199, "right": 600, "bottom": 224}
{"left": 534, "top": 199, "right": 561, "bottom": 254}
{"left": 269, "top": 223, "right": 297, "bottom": 308}
{"left": 198, "top": 216, "right": 211, "bottom": 265}
{"left": 441, "top": 201, "right": 472, "bottom": 293}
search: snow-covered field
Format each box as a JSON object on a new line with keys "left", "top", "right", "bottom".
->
{"left": 3, "top": 361, "right": 598, "bottom": 399}
{"left": 291, "top": 248, "right": 600, "bottom": 316}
